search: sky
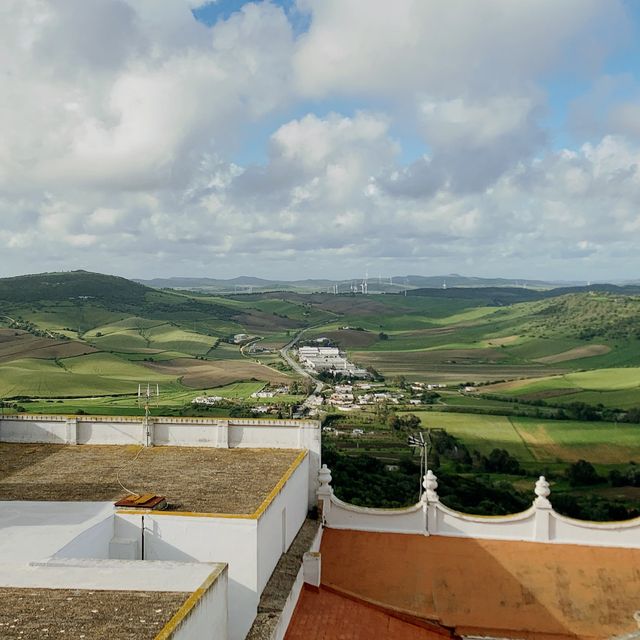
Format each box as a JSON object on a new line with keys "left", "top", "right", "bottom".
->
{"left": 2, "top": 0, "right": 640, "bottom": 281}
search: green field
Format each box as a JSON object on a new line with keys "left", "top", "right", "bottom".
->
{"left": 0, "top": 355, "right": 177, "bottom": 398}
{"left": 15, "top": 381, "right": 284, "bottom": 416}
{"left": 484, "top": 367, "right": 640, "bottom": 408}
{"left": 406, "top": 411, "right": 640, "bottom": 468}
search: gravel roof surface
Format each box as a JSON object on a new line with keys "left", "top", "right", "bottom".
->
{"left": 0, "top": 443, "right": 302, "bottom": 513}
{"left": 0, "top": 588, "right": 188, "bottom": 639}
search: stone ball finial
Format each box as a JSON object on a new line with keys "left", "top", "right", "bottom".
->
{"left": 534, "top": 476, "right": 552, "bottom": 508}
{"left": 317, "top": 464, "right": 333, "bottom": 496}
{"left": 423, "top": 469, "right": 439, "bottom": 503}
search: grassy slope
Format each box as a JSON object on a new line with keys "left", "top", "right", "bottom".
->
{"left": 0, "top": 355, "right": 177, "bottom": 398}
{"left": 407, "top": 410, "right": 640, "bottom": 467}
{"left": 484, "top": 367, "right": 640, "bottom": 407}
{"left": 4, "top": 273, "right": 640, "bottom": 412}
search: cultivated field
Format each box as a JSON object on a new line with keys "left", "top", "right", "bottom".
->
{"left": 0, "top": 329, "right": 95, "bottom": 362}
{"left": 352, "top": 350, "right": 566, "bottom": 383}
{"left": 145, "top": 358, "right": 291, "bottom": 388}
{"left": 483, "top": 367, "right": 640, "bottom": 408}
{"left": 409, "top": 411, "right": 640, "bottom": 466}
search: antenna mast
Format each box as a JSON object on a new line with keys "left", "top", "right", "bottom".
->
{"left": 138, "top": 383, "right": 159, "bottom": 447}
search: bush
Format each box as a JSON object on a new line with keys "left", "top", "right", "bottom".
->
{"left": 566, "top": 460, "right": 602, "bottom": 487}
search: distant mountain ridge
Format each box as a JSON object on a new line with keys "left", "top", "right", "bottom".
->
{"left": 1, "top": 271, "right": 637, "bottom": 303}
{"left": 136, "top": 273, "right": 587, "bottom": 293}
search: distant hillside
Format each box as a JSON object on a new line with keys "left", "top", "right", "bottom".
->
{"left": 407, "top": 283, "right": 640, "bottom": 306}
{"left": 0, "top": 271, "right": 243, "bottom": 327}
{"left": 0, "top": 271, "right": 149, "bottom": 304}
{"left": 401, "top": 274, "right": 562, "bottom": 288}
{"left": 406, "top": 286, "right": 544, "bottom": 305}
{"left": 523, "top": 292, "right": 640, "bottom": 340}
{"left": 136, "top": 273, "right": 577, "bottom": 294}
{"left": 137, "top": 276, "right": 341, "bottom": 292}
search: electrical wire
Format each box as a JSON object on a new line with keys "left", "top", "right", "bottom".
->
{"left": 115, "top": 444, "right": 145, "bottom": 497}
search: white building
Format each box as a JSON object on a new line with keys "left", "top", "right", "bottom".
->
{"left": 192, "top": 395, "right": 224, "bottom": 405}
{"left": 297, "top": 346, "right": 368, "bottom": 378}
{"left": 0, "top": 414, "right": 321, "bottom": 640}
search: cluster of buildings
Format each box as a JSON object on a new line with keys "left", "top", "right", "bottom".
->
{"left": 192, "top": 395, "right": 224, "bottom": 405}
{"left": 326, "top": 383, "right": 405, "bottom": 411}
{"left": 411, "top": 382, "right": 447, "bottom": 392}
{"left": 0, "top": 413, "right": 638, "bottom": 639}
{"left": 296, "top": 346, "right": 369, "bottom": 378}
{"left": 250, "top": 386, "right": 289, "bottom": 399}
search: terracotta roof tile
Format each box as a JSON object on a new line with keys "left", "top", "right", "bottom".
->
{"left": 285, "top": 585, "right": 454, "bottom": 639}
{"left": 319, "top": 529, "right": 640, "bottom": 640}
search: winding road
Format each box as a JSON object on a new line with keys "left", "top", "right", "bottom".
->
{"left": 280, "top": 328, "right": 324, "bottom": 397}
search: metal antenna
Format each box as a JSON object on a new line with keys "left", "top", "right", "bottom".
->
{"left": 408, "top": 430, "right": 432, "bottom": 500}
{"left": 138, "top": 383, "right": 159, "bottom": 447}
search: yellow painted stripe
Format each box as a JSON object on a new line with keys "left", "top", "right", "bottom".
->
{"left": 116, "top": 509, "right": 256, "bottom": 519}
{"left": 154, "top": 564, "right": 227, "bottom": 640}
{"left": 252, "top": 449, "right": 308, "bottom": 518}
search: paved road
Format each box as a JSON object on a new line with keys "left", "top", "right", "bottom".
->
{"left": 280, "top": 328, "right": 324, "bottom": 396}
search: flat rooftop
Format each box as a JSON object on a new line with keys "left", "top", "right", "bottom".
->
{"left": 0, "top": 443, "right": 303, "bottom": 514}
{"left": 0, "top": 587, "right": 189, "bottom": 640}
{"left": 0, "top": 559, "right": 225, "bottom": 640}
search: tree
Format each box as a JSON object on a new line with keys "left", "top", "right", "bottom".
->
{"left": 566, "top": 460, "right": 602, "bottom": 487}
{"left": 394, "top": 375, "right": 407, "bottom": 389}
{"left": 388, "top": 413, "right": 421, "bottom": 432}
{"left": 482, "top": 448, "right": 521, "bottom": 475}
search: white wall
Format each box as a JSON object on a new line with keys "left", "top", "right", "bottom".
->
{"left": 52, "top": 514, "right": 114, "bottom": 559}
{"left": 271, "top": 524, "right": 323, "bottom": 640}
{"left": 256, "top": 454, "right": 310, "bottom": 594}
{"left": 323, "top": 496, "right": 424, "bottom": 535}
{"left": 0, "top": 501, "right": 115, "bottom": 563}
{"left": 77, "top": 420, "right": 141, "bottom": 444}
{"left": 170, "top": 566, "right": 228, "bottom": 640}
{"left": 114, "top": 513, "right": 257, "bottom": 640}
{"left": 155, "top": 421, "right": 226, "bottom": 447}
{"left": 0, "top": 416, "right": 67, "bottom": 443}
{"left": 14, "top": 558, "right": 220, "bottom": 593}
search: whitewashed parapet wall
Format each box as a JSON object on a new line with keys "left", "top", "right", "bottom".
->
{"left": 317, "top": 466, "right": 640, "bottom": 549}
{"left": 0, "top": 414, "right": 321, "bottom": 506}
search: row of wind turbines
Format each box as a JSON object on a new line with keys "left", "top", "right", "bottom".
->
{"left": 328, "top": 274, "right": 448, "bottom": 295}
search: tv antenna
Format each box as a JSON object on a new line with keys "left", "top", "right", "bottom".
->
{"left": 408, "top": 430, "right": 432, "bottom": 500}
{"left": 138, "top": 383, "right": 160, "bottom": 447}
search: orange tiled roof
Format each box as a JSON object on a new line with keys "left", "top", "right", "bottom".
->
{"left": 319, "top": 529, "right": 640, "bottom": 640}
{"left": 285, "top": 584, "right": 456, "bottom": 639}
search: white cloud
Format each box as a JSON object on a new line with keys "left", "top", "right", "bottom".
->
{"left": 0, "top": 0, "right": 639, "bottom": 281}
{"left": 0, "top": 0, "right": 294, "bottom": 192}
{"left": 293, "top": 0, "right": 624, "bottom": 99}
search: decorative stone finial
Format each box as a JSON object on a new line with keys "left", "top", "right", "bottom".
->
{"left": 317, "top": 464, "right": 333, "bottom": 496}
{"left": 634, "top": 610, "right": 640, "bottom": 629}
{"left": 423, "top": 469, "right": 439, "bottom": 503}
{"left": 534, "top": 476, "right": 551, "bottom": 509}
